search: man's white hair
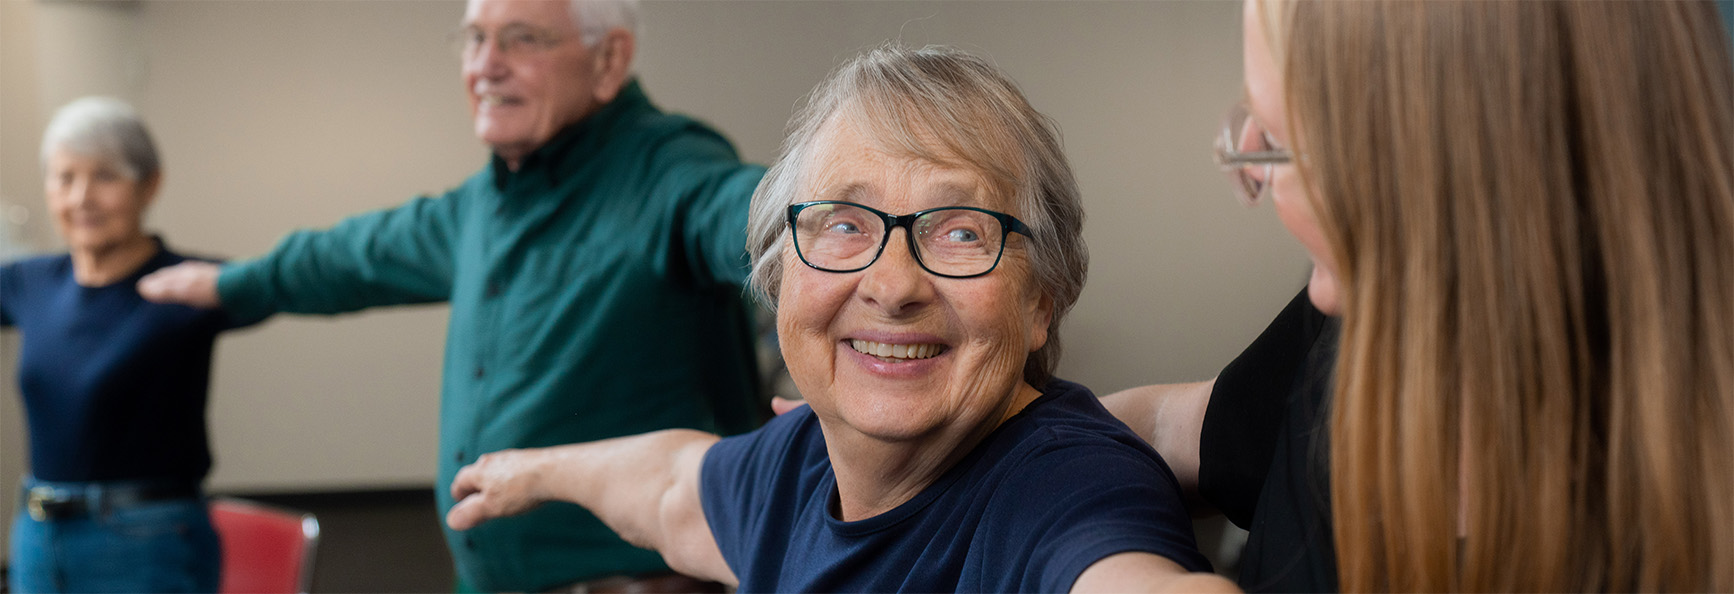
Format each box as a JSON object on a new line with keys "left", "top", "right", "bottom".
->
{"left": 570, "top": 0, "right": 639, "bottom": 46}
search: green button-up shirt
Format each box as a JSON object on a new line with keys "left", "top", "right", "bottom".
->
{"left": 218, "top": 81, "right": 767, "bottom": 591}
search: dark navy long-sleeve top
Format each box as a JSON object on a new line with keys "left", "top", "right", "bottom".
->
{"left": 0, "top": 238, "right": 263, "bottom": 483}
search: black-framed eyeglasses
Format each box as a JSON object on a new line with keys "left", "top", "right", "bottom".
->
{"left": 1213, "top": 101, "right": 1293, "bottom": 206}
{"left": 787, "top": 201, "right": 1034, "bottom": 279}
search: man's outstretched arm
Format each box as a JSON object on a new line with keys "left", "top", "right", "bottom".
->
{"left": 140, "top": 193, "right": 462, "bottom": 318}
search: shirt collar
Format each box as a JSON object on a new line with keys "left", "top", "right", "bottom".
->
{"left": 488, "top": 78, "right": 651, "bottom": 190}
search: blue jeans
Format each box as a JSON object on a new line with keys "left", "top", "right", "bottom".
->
{"left": 8, "top": 480, "right": 220, "bottom": 593}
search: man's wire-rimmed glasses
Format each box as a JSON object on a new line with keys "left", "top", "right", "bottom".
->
{"left": 450, "top": 23, "right": 568, "bottom": 59}
{"left": 787, "top": 201, "right": 1033, "bottom": 279}
{"left": 1213, "top": 101, "right": 1293, "bottom": 206}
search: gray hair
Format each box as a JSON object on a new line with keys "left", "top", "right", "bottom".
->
{"left": 570, "top": 0, "right": 638, "bottom": 47}
{"left": 746, "top": 45, "right": 1088, "bottom": 387}
{"left": 40, "top": 96, "right": 161, "bottom": 181}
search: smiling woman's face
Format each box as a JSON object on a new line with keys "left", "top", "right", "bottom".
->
{"left": 44, "top": 149, "right": 154, "bottom": 254}
{"left": 777, "top": 114, "right": 1053, "bottom": 445}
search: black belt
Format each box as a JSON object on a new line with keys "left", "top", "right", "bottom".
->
{"left": 25, "top": 482, "right": 201, "bottom": 521}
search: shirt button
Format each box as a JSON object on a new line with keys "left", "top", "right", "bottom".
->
{"left": 474, "top": 366, "right": 484, "bottom": 379}
{"left": 455, "top": 450, "right": 465, "bottom": 463}
{"left": 465, "top": 537, "right": 477, "bottom": 550}
{"left": 486, "top": 283, "right": 501, "bottom": 297}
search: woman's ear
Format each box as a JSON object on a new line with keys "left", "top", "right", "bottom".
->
{"left": 138, "top": 172, "right": 163, "bottom": 208}
{"left": 1027, "top": 293, "right": 1054, "bottom": 353}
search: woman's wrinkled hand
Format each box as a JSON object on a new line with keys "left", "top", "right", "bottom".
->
{"left": 446, "top": 448, "right": 552, "bottom": 531}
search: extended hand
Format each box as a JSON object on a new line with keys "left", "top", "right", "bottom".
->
{"left": 446, "top": 448, "right": 553, "bottom": 531}
{"left": 137, "top": 261, "right": 223, "bottom": 308}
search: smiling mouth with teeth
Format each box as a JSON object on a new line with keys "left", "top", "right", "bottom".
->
{"left": 849, "top": 339, "right": 947, "bottom": 362}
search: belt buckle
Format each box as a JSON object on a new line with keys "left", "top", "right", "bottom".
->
{"left": 26, "top": 486, "right": 58, "bottom": 521}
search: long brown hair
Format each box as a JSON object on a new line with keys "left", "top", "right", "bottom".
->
{"left": 1275, "top": 1, "right": 1734, "bottom": 590}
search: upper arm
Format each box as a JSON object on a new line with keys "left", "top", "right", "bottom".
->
{"left": 1072, "top": 552, "right": 1239, "bottom": 594}
{"left": 1100, "top": 380, "right": 1216, "bottom": 498}
{"left": 650, "top": 128, "right": 765, "bottom": 289}
{"left": 1198, "top": 289, "right": 1331, "bottom": 526}
{"left": 657, "top": 437, "right": 736, "bottom": 585}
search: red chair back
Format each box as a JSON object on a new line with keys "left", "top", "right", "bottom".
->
{"left": 210, "top": 497, "right": 320, "bottom": 594}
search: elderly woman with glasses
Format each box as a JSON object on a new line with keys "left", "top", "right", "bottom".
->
{"left": 442, "top": 45, "right": 1231, "bottom": 593}
{"left": 1, "top": 97, "right": 267, "bottom": 593}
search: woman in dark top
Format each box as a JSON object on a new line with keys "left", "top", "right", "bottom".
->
{"left": 1108, "top": 1, "right": 1734, "bottom": 591}
{"left": 436, "top": 45, "right": 1231, "bottom": 594}
{"left": 1, "top": 97, "right": 263, "bottom": 593}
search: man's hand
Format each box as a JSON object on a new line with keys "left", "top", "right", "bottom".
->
{"left": 447, "top": 448, "right": 553, "bottom": 531}
{"left": 137, "top": 261, "right": 223, "bottom": 308}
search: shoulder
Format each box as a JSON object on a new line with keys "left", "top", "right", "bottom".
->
{"left": 971, "top": 381, "right": 1211, "bottom": 579}
{"left": 1, "top": 253, "right": 73, "bottom": 286}
{"left": 612, "top": 88, "right": 742, "bottom": 164}
{"left": 640, "top": 114, "right": 742, "bottom": 171}
{"left": 699, "top": 404, "right": 828, "bottom": 575}
{"left": 969, "top": 380, "right": 1187, "bottom": 516}
{"left": 704, "top": 404, "right": 826, "bottom": 484}
{"left": 1005, "top": 380, "right": 1169, "bottom": 462}
{"left": 157, "top": 241, "right": 219, "bottom": 267}
{"left": 701, "top": 404, "right": 831, "bottom": 523}
{"left": 1, "top": 255, "right": 62, "bottom": 319}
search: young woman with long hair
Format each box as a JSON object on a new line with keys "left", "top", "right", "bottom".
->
{"left": 1111, "top": 1, "right": 1734, "bottom": 590}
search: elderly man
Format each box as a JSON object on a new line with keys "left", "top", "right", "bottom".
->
{"left": 139, "top": 0, "right": 764, "bottom": 591}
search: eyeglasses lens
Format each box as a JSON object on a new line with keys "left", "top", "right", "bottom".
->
{"left": 1216, "top": 103, "right": 1284, "bottom": 206}
{"left": 794, "top": 203, "right": 883, "bottom": 271}
{"left": 793, "top": 203, "right": 1007, "bottom": 277}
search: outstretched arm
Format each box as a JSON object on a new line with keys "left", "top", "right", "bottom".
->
{"left": 445, "top": 429, "right": 734, "bottom": 585}
{"left": 138, "top": 260, "right": 223, "bottom": 308}
{"left": 1073, "top": 552, "right": 1239, "bottom": 593}
{"left": 144, "top": 193, "right": 462, "bottom": 320}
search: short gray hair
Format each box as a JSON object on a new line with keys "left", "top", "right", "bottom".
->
{"left": 569, "top": 0, "right": 638, "bottom": 46}
{"left": 746, "top": 45, "right": 1088, "bottom": 387}
{"left": 40, "top": 96, "right": 161, "bottom": 181}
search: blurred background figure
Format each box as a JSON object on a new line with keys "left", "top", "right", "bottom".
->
{"left": 136, "top": 0, "right": 766, "bottom": 590}
{"left": 1, "top": 96, "right": 266, "bottom": 593}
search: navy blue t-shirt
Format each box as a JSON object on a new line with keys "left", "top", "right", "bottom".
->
{"left": 701, "top": 379, "right": 1210, "bottom": 593}
{"left": 0, "top": 238, "right": 264, "bottom": 482}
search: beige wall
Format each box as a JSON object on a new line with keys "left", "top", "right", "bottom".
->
{"left": 0, "top": 0, "right": 37, "bottom": 562}
{"left": 1, "top": 0, "right": 1308, "bottom": 529}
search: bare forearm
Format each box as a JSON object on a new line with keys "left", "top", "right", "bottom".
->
{"left": 1072, "top": 552, "right": 1240, "bottom": 593}
{"left": 446, "top": 429, "right": 731, "bottom": 582}
{"left": 543, "top": 430, "right": 718, "bottom": 550}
